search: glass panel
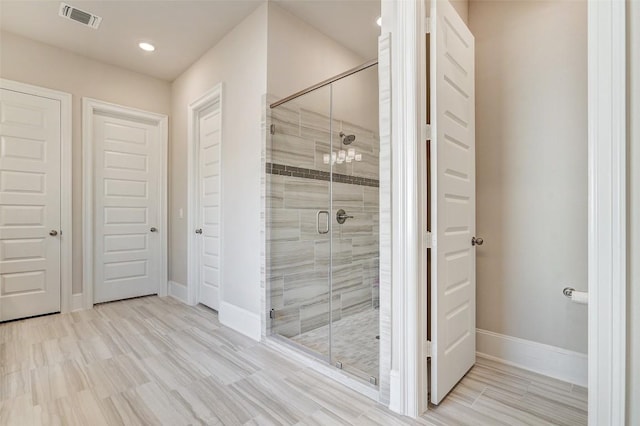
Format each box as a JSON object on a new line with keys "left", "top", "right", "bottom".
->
{"left": 267, "top": 86, "right": 332, "bottom": 361}
{"left": 330, "top": 65, "right": 380, "bottom": 385}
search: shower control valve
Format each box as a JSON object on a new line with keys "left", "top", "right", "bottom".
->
{"left": 336, "top": 209, "right": 354, "bottom": 224}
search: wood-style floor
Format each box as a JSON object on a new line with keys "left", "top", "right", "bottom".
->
{"left": 0, "top": 296, "right": 587, "bottom": 425}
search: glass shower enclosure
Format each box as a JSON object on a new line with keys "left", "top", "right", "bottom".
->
{"left": 266, "top": 62, "right": 380, "bottom": 386}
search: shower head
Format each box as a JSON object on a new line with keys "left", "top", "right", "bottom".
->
{"left": 340, "top": 132, "right": 356, "bottom": 145}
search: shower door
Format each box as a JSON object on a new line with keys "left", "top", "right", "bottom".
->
{"left": 329, "top": 65, "right": 380, "bottom": 385}
{"left": 267, "top": 64, "right": 380, "bottom": 387}
{"left": 267, "top": 86, "right": 333, "bottom": 362}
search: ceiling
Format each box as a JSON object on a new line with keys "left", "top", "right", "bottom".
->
{"left": 0, "top": 0, "right": 263, "bottom": 81}
{"left": 0, "top": 0, "right": 380, "bottom": 81}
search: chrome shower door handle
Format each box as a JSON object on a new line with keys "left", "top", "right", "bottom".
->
{"left": 317, "top": 210, "right": 329, "bottom": 234}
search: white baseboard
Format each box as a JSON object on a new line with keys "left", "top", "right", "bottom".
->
{"left": 219, "top": 301, "right": 261, "bottom": 341}
{"left": 71, "top": 293, "right": 84, "bottom": 311}
{"left": 168, "top": 281, "right": 188, "bottom": 304}
{"left": 476, "top": 328, "right": 588, "bottom": 387}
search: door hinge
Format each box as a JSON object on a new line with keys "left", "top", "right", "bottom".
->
{"left": 270, "top": 124, "right": 275, "bottom": 135}
{"left": 425, "top": 340, "right": 433, "bottom": 358}
{"left": 269, "top": 308, "right": 275, "bottom": 319}
{"left": 425, "top": 231, "right": 433, "bottom": 248}
{"left": 423, "top": 124, "right": 432, "bottom": 141}
{"left": 424, "top": 16, "right": 432, "bottom": 34}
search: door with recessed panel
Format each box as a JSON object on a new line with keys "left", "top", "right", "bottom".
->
{"left": 430, "top": 0, "right": 477, "bottom": 404}
{"left": 195, "top": 102, "right": 221, "bottom": 310}
{"left": 93, "top": 112, "right": 161, "bottom": 303}
{"left": 0, "top": 88, "right": 61, "bottom": 321}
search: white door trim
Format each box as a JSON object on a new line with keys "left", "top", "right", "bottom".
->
{"left": 385, "top": 0, "right": 628, "bottom": 420}
{"left": 82, "top": 98, "right": 168, "bottom": 309}
{"left": 0, "top": 78, "right": 73, "bottom": 314}
{"left": 382, "top": 0, "right": 421, "bottom": 417}
{"left": 186, "top": 83, "right": 223, "bottom": 306}
{"left": 587, "top": 0, "right": 627, "bottom": 424}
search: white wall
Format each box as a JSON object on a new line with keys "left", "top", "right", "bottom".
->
{"left": 170, "top": 5, "right": 267, "bottom": 317}
{"left": 0, "top": 31, "right": 172, "bottom": 296}
{"left": 627, "top": 0, "right": 639, "bottom": 422}
{"left": 450, "top": 0, "right": 469, "bottom": 24}
{"left": 469, "top": 1, "right": 588, "bottom": 353}
{"left": 268, "top": 3, "right": 378, "bottom": 131}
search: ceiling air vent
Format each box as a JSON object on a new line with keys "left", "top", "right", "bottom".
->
{"left": 58, "top": 3, "right": 102, "bottom": 29}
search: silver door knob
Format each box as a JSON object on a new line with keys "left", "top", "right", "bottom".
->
{"left": 472, "top": 236, "right": 484, "bottom": 246}
{"left": 49, "top": 230, "right": 58, "bottom": 236}
{"left": 195, "top": 228, "right": 203, "bottom": 234}
{"left": 150, "top": 227, "right": 158, "bottom": 232}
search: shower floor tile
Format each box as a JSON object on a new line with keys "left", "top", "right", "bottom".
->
{"left": 291, "top": 308, "right": 379, "bottom": 382}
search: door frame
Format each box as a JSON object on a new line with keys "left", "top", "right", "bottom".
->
{"left": 383, "top": 0, "right": 628, "bottom": 420}
{"left": 186, "top": 83, "right": 223, "bottom": 306}
{"left": 0, "top": 78, "right": 73, "bottom": 314}
{"left": 82, "top": 98, "right": 168, "bottom": 309}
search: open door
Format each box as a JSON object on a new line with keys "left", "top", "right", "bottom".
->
{"left": 429, "top": 0, "right": 476, "bottom": 404}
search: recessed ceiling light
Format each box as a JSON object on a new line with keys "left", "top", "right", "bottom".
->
{"left": 376, "top": 16, "right": 382, "bottom": 27}
{"left": 138, "top": 42, "right": 155, "bottom": 52}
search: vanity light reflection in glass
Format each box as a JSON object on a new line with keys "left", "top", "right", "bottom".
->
{"left": 323, "top": 150, "right": 363, "bottom": 165}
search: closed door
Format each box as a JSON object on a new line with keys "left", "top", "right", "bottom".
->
{"left": 430, "top": 0, "right": 477, "bottom": 404}
{"left": 0, "top": 88, "right": 61, "bottom": 321}
{"left": 195, "top": 103, "right": 221, "bottom": 310}
{"left": 93, "top": 113, "right": 161, "bottom": 303}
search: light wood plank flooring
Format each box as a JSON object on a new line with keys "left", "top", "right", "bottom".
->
{"left": 0, "top": 296, "right": 587, "bottom": 425}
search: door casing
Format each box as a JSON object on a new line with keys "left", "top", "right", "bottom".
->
{"left": 0, "top": 78, "right": 72, "bottom": 314}
{"left": 82, "top": 98, "right": 168, "bottom": 308}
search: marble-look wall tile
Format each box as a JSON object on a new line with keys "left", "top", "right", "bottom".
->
{"left": 341, "top": 286, "right": 373, "bottom": 318}
{"left": 315, "top": 239, "right": 353, "bottom": 268}
{"left": 284, "top": 178, "right": 330, "bottom": 210}
{"left": 269, "top": 276, "right": 284, "bottom": 310}
{"left": 266, "top": 175, "right": 284, "bottom": 209}
{"left": 266, "top": 97, "right": 381, "bottom": 345}
{"left": 300, "top": 210, "right": 330, "bottom": 241}
{"left": 332, "top": 182, "right": 364, "bottom": 211}
{"left": 271, "top": 104, "right": 300, "bottom": 138}
{"left": 352, "top": 236, "right": 379, "bottom": 263}
{"left": 299, "top": 295, "right": 341, "bottom": 335}
{"left": 331, "top": 263, "right": 364, "bottom": 292}
{"left": 284, "top": 270, "right": 329, "bottom": 307}
{"left": 271, "top": 133, "right": 316, "bottom": 169}
{"left": 352, "top": 150, "right": 379, "bottom": 180}
{"left": 300, "top": 298, "right": 331, "bottom": 335}
{"left": 364, "top": 187, "right": 379, "bottom": 213}
{"left": 337, "top": 212, "right": 374, "bottom": 239}
{"left": 267, "top": 209, "right": 300, "bottom": 242}
{"left": 268, "top": 241, "right": 315, "bottom": 275}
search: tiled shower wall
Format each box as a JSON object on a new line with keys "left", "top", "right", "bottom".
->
{"left": 266, "top": 99, "right": 380, "bottom": 338}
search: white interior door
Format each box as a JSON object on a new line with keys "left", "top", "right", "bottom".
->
{"left": 195, "top": 103, "right": 221, "bottom": 310}
{"left": 93, "top": 112, "right": 161, "bottom": 303}
{"left": 0, "top": 88, "right": 61, "bottom": 321}
{"left": 430, "top": 0, "right": 477, "bottom": 404}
